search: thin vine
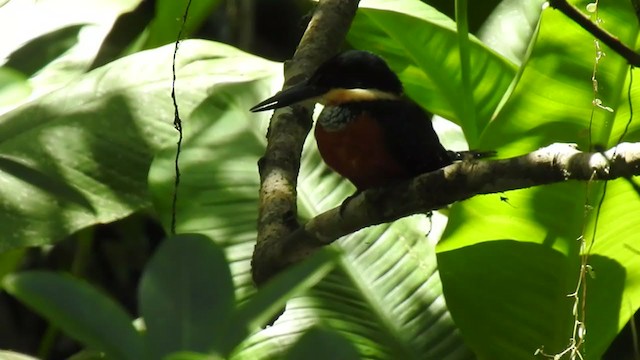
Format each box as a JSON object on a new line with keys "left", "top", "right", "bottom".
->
{"left": 170, "top": 0, "right": 194, "bottom": 235}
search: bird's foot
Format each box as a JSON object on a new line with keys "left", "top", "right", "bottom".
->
{"left": 339, "top": 190, "right": 363, "bottom": 217}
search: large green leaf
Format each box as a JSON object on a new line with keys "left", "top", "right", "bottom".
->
{"left": 438, "top": 241, "right": 579, "bottom": 358}
{"left": 229, "top": 219, "right": 471, "bottom": 359}
{"left": 0, "top": 0, "right": 141, "bottom": 100}
{"left": 0, "top": 40, "right": 277, "bottom": 251}
{"left": 142, "top": 0, "right": 222, "bottom": 50}
{"left": 437, "top": 1, "right": 640, "bottom": 358}
{"left": 348, "top": 0, "right": 517, "bottom": 145}
{"left": 138, "top": 233, "right": 338, "bottom": 358}
{"left": 0, "top": 351, "right": 39, "bottom": 360}
{"left": 139, "top": 234, "right": 235, "bottom": 359}
{"left": 476, "top": 0, "right": 545, "bottom": 65}
{"left": 2, "top": 271, "right": 143, "bottom": 360}
{"left": 0, "top": 248, "right": 25, "bottom": 283}
{"left": 3, "top": 24, "right": 86, "bottom": 78}
{"left": 284, "top": 327, "right": 360, "bottom": 360}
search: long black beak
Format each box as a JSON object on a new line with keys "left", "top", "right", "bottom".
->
{"left": 250, "top": 83, "right": 325, "bottom": 112}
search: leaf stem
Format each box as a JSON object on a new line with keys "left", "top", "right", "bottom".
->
{"left": 455, "top": 0, "right": 478, "bottom": 145}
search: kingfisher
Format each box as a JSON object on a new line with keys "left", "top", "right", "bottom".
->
{"left": 251, "top": 50, "right": 488, "bottom": 190}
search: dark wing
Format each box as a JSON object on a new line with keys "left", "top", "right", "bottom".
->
{"left": 367, "top": 99, "right": 452, "bottom": 176}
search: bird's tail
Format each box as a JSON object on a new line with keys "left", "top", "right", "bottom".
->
{"left": 447, "top": 150, "right": 496, "bottom": 161}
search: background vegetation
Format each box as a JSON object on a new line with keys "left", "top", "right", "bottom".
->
{"left": 0, "top": 0, "right": 638, "bottom": 359}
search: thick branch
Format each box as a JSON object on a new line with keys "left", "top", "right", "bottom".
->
{"left": 548, "top": 0, "right": 640, "bottom": 66}
{"left": 253, "top": 0, "right": 360, "bottom": 286}
{"left": 255, "top": 143, "right": 640, "bottom": 277}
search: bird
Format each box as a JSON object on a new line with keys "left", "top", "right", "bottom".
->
{"left": 250, "top": 50, "right": 490, "bottom": 190}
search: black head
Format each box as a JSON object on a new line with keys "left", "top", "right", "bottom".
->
{"left": 308, "top": 50, "right": 403, "bottom": 95}
{"left": 250, "top": 50, "right": 403, "bottom": 112}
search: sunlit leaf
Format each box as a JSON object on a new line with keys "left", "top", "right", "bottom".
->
{"left": 0, "top": 350, "right": 40, "bottom": 360}
{"left": 349, "top": 0, "right": 517, "bottom": 144}
{"left": 0, "top": 67, "right": 31, "bottom": 111}
{"left": 0, "top": 40, "right": 276, "bottom": 252}
{"left": 438, "top": 1, "right": 640, "bottom": 358}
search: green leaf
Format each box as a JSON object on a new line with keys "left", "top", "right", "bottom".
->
{"left": 438, "top": 241, "right": 577, "bottom": 358}
{"left": 0, "top": 247, "right": 25, "bottom": 283}
{"left": 437, "top": 1, "right": 640, "bottom": 358}
{"left": 226, "top": 249, "right": 339, "bottom": 354}
{"left": 3, "top": 24, "right": 85, "bottom": 78}
{"left": 454, "top": 0, "right": 477, "bottom": 141}
{"left": 139, "top": 234, "right": 235, "bottom": 359}
{"left": 0, "top": 350, "right": 40, "bottom": 360}
{"left": 163, "top": 352, "right": 223, "bottom": 360}
{"left": 477, "top": 0, "right": 545, "bottom": 65}
{"left": 0, "top": 155, "right": 95, "bottom": 212}
{"left": 585, "top": 179, "right": 640, "bottom": 356}
{"left": 67, "top": 350, "right": 107, "bottom": 360}
{"left": 89, "top": 0, "right": 156, "bottom": 70}
{"left": 2, "top": 271, "right": 142, "bottom": 360}
{"left": 0, "top": 0, "right": 141, "bottom": 97}
{"left": 285, "top": 327, "right": 360, "bottom": 360}
{"left": 348, "top": 0, "right": 517, "bottom": 144}
{"left": 0, "top": 67, "right": 31, "bottom": 109}
{"left": 143, "top": 0, "right": 223, "bottom": 49}
{"left": 0, "top": 40, "right": 277, "bottom": 252}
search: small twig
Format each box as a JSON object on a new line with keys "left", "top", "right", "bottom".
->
{"left": 253, "top": 143, "right": 640, "bottom": 278}
{"left": 548, "top": 0, "right": 640, "bottom": 66}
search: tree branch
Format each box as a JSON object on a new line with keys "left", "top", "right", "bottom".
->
{"left": 548, "top": 0, "right": 640, "bottom": 66}
{"left": 253, "top": 0, "right": 360, "bottom": 286}
{"left": 254, "top": 143, "right": 640, "bottom": 278}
